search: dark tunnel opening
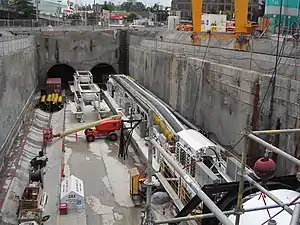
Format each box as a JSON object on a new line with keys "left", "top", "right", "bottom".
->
{"left": 46, "top": 64, "right": 76, "bottom": 89}
{"left": 90, "top": 63, "right": 117, "bottom": 90}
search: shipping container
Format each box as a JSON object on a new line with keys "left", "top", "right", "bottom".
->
{"left": 46, "top": 78, "right": 62, "bottom": 94}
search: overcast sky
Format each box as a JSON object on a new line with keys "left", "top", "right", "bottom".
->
{"left": 78, "top": 0, "right": 171, "bottom": 7}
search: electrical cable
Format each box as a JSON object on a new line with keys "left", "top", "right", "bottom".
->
{"left": 229, "top": 34, "right": 287, "bottom": 151}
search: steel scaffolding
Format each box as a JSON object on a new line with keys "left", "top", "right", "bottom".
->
{"left": 154, "top": 202, "right": 300, "bottom": 224}
{"left": 289, "top": 204, "right": 300, "bottom": 225}
{"left": 151, "top": 139, "right": 234, "bottom": 225}
{"left": 151, "top": 128, "right": 300, "bottom": 225}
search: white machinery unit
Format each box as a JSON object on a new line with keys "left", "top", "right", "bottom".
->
{"left": 69, "top": 71, "right": 102, "bottom": 122}
{"left": 60, "top": 175, "right": 85, "bottom": 210}
{"left": 201, "top": 14, "right": 227, "bottom": 32}
{"left": 167, "top": 16, "right": 180, "bottom": 30}
{"left": 175, "top": 129, "right": 220, "bottom": 177}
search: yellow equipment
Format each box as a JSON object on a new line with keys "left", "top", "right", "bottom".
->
{"left": 153, "top": 112, "right": 173, "bottom": 142}
{"left": 129, "top": 167, "right": 143, "bottom": 207}
{"left": 52, "top": 93, "right": 59, "bottom": 104}
{"left": 57, "top": 96, "right": 63, "bottom": 104}
{"left": 40, "top": 95, "right": 46, "bottom": 103}
{"left": 46, "top": 94, "right": 52, "bottom": 103}
{"left": 191, "top": 0, "right": 254, "bottom": 51}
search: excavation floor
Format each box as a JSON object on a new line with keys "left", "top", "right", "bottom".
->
{"left": 63, "top": 103, "right": 142, "bottom": 225}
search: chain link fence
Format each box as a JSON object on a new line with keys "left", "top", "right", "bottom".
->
{"left": 0, "top": 19, "right": 168, "bottom": 31}
{"left": 0, "top": 34, "right": 34, "bottom": 56}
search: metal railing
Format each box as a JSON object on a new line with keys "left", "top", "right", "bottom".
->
{"left": 0, "top": 35, "right": 34, "bottom": 56}
{"left": 0, "top": 19, "right": 168, "bottom": 31}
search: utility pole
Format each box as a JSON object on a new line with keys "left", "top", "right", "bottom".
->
{"left": 144, "top": 109, "right": 154, "bottom": 225}
{"left": 36, "top": 0, "right": 40, "bottom": 25}
{"left": 93, "top": 0, "right": 95, "bottom": 31}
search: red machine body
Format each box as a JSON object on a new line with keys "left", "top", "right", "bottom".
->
{"left": 43, "top": 127, "right": 53, "bottom": 144}
{"left": 254, "top": 157, "right": 276, "bottom": 180}
{"left": 84, "top": 119, "right": 122, "bottom": 142}
{"left": 46, "top": 78, "right": 62, "bottom": 94}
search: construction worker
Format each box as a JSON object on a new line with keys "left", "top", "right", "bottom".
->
{"left": 30, "top": 151, "right": 48, "bottom": 170}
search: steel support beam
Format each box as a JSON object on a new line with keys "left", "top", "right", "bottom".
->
{"left": 170, "top": 195, "right": 201, "bottom": 225}
{"left": 145, "top": 109, "right": 154, "bottom": 223}
{"left": 248, "top": 133, "right": 300, "bottom": 167}
{"left": 244, "top": 174, "right": 293, "bottom": 215}
{"left": 289, "top": 204, "right": 300, "bottom": 225}
{"left": 150, "top": 139, "right": 234, "bottom": 225}
{"left": 252, "top": 128, "right": 300, "bottom": 135}
{"left": 235, "top": 133, "right": 248, "bottom": 225}
{"left": 154, "top": 202, "right": 300, "bottom": 224}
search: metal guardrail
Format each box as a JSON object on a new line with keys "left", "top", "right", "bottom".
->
{"left": 0, "top": 19, "right": 168, "bottom": 31}
{"left": 0, "top": 36, "right": 34, "bottom": 56}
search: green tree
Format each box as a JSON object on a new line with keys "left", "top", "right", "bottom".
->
{"left": 126, "top": 12, "right": 138, "bottom": 22}
{"left": 67, "top": 13, "right": 81, "bottom": 20}
{"left": 120, "top": 2, "right": 145, "bottom": 12}
{"left": 103, "top": 1, "right": 116, "bottom": 12}
{"left": 223, "top": 10, "right": 233, "bottom": 20}
{"left": 8, "top": 0, "right": 36, "bottom": 19}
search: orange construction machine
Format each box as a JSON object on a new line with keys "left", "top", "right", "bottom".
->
{"left": 50, "top": 115, "right": 123, "bottom": 143}
{"left": 84, "top": 118, "right": 122, "bottom": 142}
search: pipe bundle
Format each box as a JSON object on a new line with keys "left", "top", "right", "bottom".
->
{"left": 39, "top": 93, "right": 64, "bottom": 112}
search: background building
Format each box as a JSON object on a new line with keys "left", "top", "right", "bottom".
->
{"left": 38, "top": 0, "right": 67, "bottom": 16}
{"left": 170, "top": 0, "right": 260, "bottom": 20}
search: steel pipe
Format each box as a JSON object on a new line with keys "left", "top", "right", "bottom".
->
{"left": 248, "top": 133, "right": 300, "bottom": 167}
{"left": 252, "top": 129, "right": 300, "bottom": 135}
{"left": 289, "top": 204, "right": 300, "bottom": 225}
{"left": 235, "top": 136, "right": 248, "bottom": 225}
{"left": 244, "top": 174, "right": 293, "bottom": 215}
{"left": 150, "top": 139, "right": 234, "bottom": 225}
{"left": 154, "top": 201, "right": 300, "bottom": 224}
{"left": 123, "top": 75, "right": 186, "bottom": 132}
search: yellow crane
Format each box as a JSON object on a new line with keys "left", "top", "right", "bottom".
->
{"left": 191, "top": 0, "right": 254, "bottom": 51}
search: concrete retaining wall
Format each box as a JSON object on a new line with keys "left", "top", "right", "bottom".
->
{"left": 35, "top": 30, "right": 119, "bottom": 84}
{"left": 0, "top": 37, "right": 37, "bottom": 151}
{"left": 129, "top": 44, "right": 300, "bottom": 175}
{"left": 128, "top": 30, "right": 299, "bottom": 79}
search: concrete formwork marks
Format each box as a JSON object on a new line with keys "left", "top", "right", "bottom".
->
{"left": 129, "top": 41, "right": 300, "bottom": 174}
{"left": 0, "top": 45, "right": 37, "bottom": 149}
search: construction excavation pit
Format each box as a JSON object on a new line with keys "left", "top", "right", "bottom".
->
{"left": 0, "top": 12, "right": 300, "bottom": 225}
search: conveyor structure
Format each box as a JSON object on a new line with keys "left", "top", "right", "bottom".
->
{"left": 106, "top": 74, "right": 258, "bottom": 224}
{"left": 69, "top": 71, "right": 102, "bottom": 122}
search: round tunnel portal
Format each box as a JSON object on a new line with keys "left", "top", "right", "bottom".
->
{"left": 90, "top": 63, "right": 116, "bottom": 90}
{"left": 46, "top": 63, "right": 116, "bottom": 90}
{"left": 46, "top": 64, "right": 76, "bottom": 89}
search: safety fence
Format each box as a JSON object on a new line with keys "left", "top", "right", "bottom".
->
{"left": 0, "top": 35, "right": 34, "bottom": 56}
{"left": 0, "top": 19, "right": 168, "bottom": 32}
{"left": 129, "top": 33, "right": 299, "bottom": 78}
